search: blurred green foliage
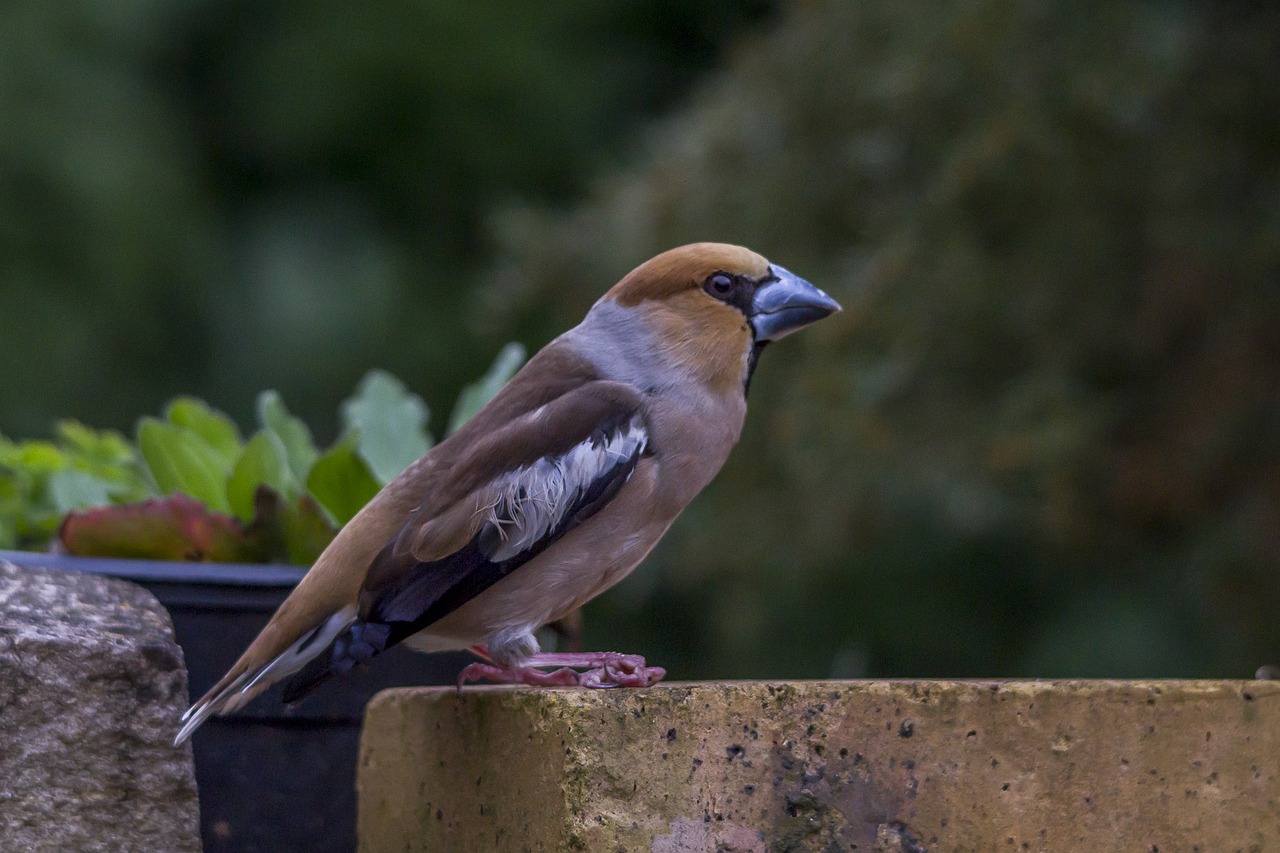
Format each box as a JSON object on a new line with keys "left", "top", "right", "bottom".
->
{"left": 0, "top": 422, "right": 153, "bottom": 548}
{"left": 0, "top": 0, "right": 771, "bottom": 438}
{"left": 2, "top": 0, "right": 1276, "bottom": 680}
{"left": 3, "top": 352, "right": 522, "bottom": 562}
{"left": 483, "top": 0, "right": 1280, "bottom": 679}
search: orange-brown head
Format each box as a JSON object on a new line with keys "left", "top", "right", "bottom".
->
{"left": 601, "top": 243, "right": 839, "bottom": 396}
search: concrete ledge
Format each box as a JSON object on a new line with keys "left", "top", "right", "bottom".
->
{"left": 358, "top": 680, "right": 1279, "bottom": 852}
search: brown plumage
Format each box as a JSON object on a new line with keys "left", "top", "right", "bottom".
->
{"left": 175, "top": 242, "right": 839, "bottom": 744}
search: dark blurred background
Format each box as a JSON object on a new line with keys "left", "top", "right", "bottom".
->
{"left": 3, "top": 0, "right": 1278, "bottom": 680}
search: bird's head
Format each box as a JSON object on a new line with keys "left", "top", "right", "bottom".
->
{"left": 602, "top": 243, "right": 841, "bottom": 395}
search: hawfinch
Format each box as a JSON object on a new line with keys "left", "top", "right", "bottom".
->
{"left": 175, "top": 243, "right": 839, "bottom": 744}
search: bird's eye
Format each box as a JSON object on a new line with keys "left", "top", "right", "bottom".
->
{"left": 706, "top": 273, "right": 735, "bottom": 299}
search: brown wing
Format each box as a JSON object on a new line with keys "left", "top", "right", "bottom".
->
{"left": 279, "top": 379, "right": 650, "bottom": 702}
{"left": 365, "top": 378, "right": 648, "bottom": 593}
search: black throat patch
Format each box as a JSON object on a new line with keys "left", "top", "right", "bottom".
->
{"left": 744, "top": 339, "right": 769, "bottom": 396}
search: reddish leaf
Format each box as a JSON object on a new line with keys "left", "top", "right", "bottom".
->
{"left": 59, "top": 494, "right": 269, "bottom": 562}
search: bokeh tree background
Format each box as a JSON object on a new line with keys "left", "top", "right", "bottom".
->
{"left": 3, "top": 0, "right": 1277, "bottom": 679}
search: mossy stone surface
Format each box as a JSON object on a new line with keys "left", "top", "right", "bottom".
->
{"left": 359, "top": 680, "right": 1279, "bottom": 852}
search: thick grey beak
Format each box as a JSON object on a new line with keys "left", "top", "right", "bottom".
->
{"left": 750, "top": 265, "right": 841, "bottom": 341}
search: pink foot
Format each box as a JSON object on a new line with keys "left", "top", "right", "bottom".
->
{"left": 530, "top": 652, "right": 666, "bottom": 688}
{"left": 457, "top": 662, "right": 581, "bottom": 689}
{"left": 456, "top": 651, "right": 666, "bottom": 690}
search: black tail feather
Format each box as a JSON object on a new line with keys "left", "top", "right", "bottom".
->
{"left": 281, "top": 621, "right": 392, "bottom": 705}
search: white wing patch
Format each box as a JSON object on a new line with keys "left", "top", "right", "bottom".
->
{"left": 480, "top": 416, "right": 647, "bottom": 562}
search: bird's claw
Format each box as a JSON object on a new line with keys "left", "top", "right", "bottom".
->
{"left": 456, "top": 651, "right": 665, "bottom": 691}
{"left": 576, "top": 652, "right": 666, "bottom": 688}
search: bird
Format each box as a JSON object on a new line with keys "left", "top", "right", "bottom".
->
{"left": 174, "top": 242, "right": 839, "bottom": 745}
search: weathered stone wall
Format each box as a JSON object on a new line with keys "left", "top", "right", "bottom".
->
{"left": 0, "top": 560, "right": 200, "bottom": 853}
{"left": 359, "top": 681, "right": 1279, "bottom": 852}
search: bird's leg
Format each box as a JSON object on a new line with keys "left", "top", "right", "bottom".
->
{"left": 457, "top": 650, "right": 665, "bottom": 690}
{"left": 458, "top": 644, "right": 583, "bottom": 688}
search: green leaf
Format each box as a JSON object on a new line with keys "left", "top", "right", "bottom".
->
{"left": 12, "top": 441, "right": 66, "bottom": 474}
{"left": 340, "top": 370, "right": 431, "bottom": 484}
{"left": 165, "top": 397, "right": 243, "bottom": 469}
{"left": 53, "top": 420, "right": 155, "bottom": 502}
{"left": 227, "top": 431, "right": 295, "bottom": 522}
{"left": 0, "top": 465, "right": 19, "bottom": 508}
{"left": 238, "top": 485, "right": 289, "bottom": 562}
{"left": 0, "top": 442, "right": 42, "bottom": 545}
{"left": 137, "top": 417, "right": 234, "bottom": 514}
{"left": 257, "top": 391, "right": 319, "bottom": 482}
{"left": 281, "top": 494, "right": 339, "bottom": 565}
{"left": 54, "top": 421, "right": 135, "bottom": 468}
{"left": 446, "top": 342, "right": 527, "bottom": 435}
{"left": 239, "top": 487, "right": 337, "bottom": 565}
{"left": 0, "top": 451, "right": 17, "bottom": 548}
{"left": 306, "top": 435, "right": 382, "bottom": 525}
{"left": 46, "top": 468, "right": 118, "bottom": 515}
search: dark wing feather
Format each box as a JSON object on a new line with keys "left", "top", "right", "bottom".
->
{"left": 281, "top": 382, "right": 648, "bottom": 703}
{"left": 374, "top": 441, "right": 637, "bottom": 636}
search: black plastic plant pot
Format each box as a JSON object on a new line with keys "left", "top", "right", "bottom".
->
{"left": 2, "top": 550, "right": 468, "bottom": 853}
